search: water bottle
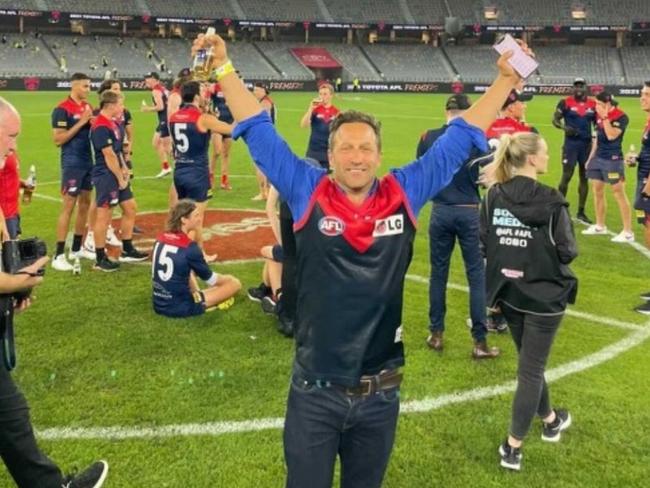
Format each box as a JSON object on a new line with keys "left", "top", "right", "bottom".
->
{"left": 22, "top": 164, "right": 36, "bottom": 204}
{"left": 626, "top": 144, "right": 638, "bottom": 168}
{"left": 192, "top": 27, "right": 216, "bottom": 81}
{"left": 72, "top": 256, "right": 81, "bottom": 276}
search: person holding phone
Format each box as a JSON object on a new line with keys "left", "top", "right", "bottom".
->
{"left": 194, "top": 31, "right": 528, "bottom": 487}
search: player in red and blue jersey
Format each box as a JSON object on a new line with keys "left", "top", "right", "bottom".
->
{"left": 583, "top": 91, "right": 633, "bottom": 242}
{"left": 300, "top": 82, "right": 339, "bottom": 170}
{"left": 635, "top": 82, "right": 650, "bottom": 247}
{"left": 210, "top": 81, "right": 234, "bottom": 190}
{"left": 142, "top": 72, "right": 172, "bottom": 178}
{"left": 90, "top": 91, "right": 148, "bottom": 272}
{"left": 84, "top": 79, "right": 135, "bottom": 254}
{"left": 51, "top": 72, "right": 95, "bottom": 271}
{"left": 553, "top": 78, "right": 597, "bottom": 224}
{"left": 168, "top": 81, "right": 232, "bottom": 255}
{"left": 632, "top": 82, "right": 650, "bottom": 314}
{"left": 193, "top": 32, "right": 525, "bottom": 487}
{"left": 152, "top": 199, "right": 241, "bottom": 318}
{"left": 486, "top": 89, "right": 535, "bottom": 141}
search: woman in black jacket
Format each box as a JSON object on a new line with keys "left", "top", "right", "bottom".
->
{"left": 480, "top": 132, "right": 578, "bottom": 471}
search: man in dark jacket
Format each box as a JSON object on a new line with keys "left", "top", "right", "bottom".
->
{"left": 417, "top": 94, "right": 499, "bottom": 359}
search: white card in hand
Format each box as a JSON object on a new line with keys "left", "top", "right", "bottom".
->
{"left": 493, "top": 34, "right": 538, "bottom": 79}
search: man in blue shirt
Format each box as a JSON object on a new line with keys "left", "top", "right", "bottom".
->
{"left": 193, "top": 33, "right": 526, "bottom": 488}
{"left": 417, "top": 94, "right": 499, "bottom": 359}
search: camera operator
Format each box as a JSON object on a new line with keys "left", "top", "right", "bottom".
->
{"left": 0, "top": 96, "right": 108, "bottom": 487}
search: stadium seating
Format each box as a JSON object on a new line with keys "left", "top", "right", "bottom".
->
{"left": 405, "top": 0, "right": 450, "bottom": 24}
{"left": 29, "top": 0, "right": 650, "bottom": 25}
{"left": 364, "top": 44, "right": 453, "bottom": 82}
{"left": 0, "top": 0, "right": 41, "bottom": 9}
{"left": 306, "top": 43, "right": 379, "bottom": 81}
{"left": 255, "top": 41, "right": 316, "bottom": 80}
{"left": 0, "top": 34, "right": 60, "bottom": 77}
{"left": 42, "top": 0, "right": 143, "bottom": 16}
{"left": 444, "top": 45, "right": 499, "bottom": 82}
{"left": 238, "top": 0, "right": 324, "bottom": 21}
{"left": 620, "top": 47, "right": 650, "bottom": 86}
{"left": 227, "top": 41, "right": 282, "bottom": 79}
{"left": 323, "top": 0, "right": 408, "bottom": 24}
{"left": 46, "top": 35, "right": 158, "bottom": 79}
{"left": 534, "top": 46, "right": 623, "bottom": 85}
{"left": 145, "top": 0, "right": 233, "bottom": 19}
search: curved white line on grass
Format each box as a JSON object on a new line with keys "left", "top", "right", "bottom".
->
{"left": 405, "top": 274, "right": 644, "bottom": 331}
{"left": 36, "top": 321, "right": 649, "bottom": 441}
{"left": 401, "top": 325, "right": 650, "bottom": 414}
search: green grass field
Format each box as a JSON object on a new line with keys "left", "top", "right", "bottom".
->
{"left": 0, "top": 90, "right": 648, "bottom": 487}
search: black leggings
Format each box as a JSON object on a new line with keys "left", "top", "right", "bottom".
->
{"left": 501, "top": 303, "right": 564, "bottom": 440}
{"left": 558, "top": 162, "right": 588, "bottom": 212}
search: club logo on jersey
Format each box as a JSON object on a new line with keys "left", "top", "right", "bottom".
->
{"left": 318, "top": 216, "right": 345, "bottom": 236}
{"left": 372, "top": 214, "right": 404, "bottom": 237}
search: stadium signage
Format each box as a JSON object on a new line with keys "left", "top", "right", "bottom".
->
{"left": 392, "top": 24, "right": 444, "bottom": 31}
{"left": 238, "top": 20, "right": 295, "bottom": 27}
{"left": 0, "top": 78, "right": 644, "bottom": 97}
{"left": 154, "top": 17, "right": 213, "bottom": 25}
{"left": 0, "top": 9, "right": 42, "bottom": 17}
{"left": 314, "top": 22, "right": 371, "bottom": 29}
{"left": 568, "top": 25, "right": 627, "bottom": 31}
{"left": 69, "top": 13, "right": 134, "bottom": 21}
{"left": 404, "top": 83, "right": 440, "bottom": 93}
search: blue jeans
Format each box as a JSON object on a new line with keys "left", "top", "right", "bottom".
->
{"left": 284, "top": 373, "right": 400, "bottom": 488}
{"left": 428, "top": 204, "right": 487, "bottom": 342}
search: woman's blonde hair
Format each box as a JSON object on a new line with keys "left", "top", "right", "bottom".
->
{"left": 492, "top": 132, "right": 543, "bottom": 184}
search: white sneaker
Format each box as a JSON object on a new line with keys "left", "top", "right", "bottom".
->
{"left": 155, "top": 168, "right": 172, "bottom": 178}
{"left": 581, "top": 224, "right": 608, "bottom": 235}
{"left": 611, "top": 230, "right": 635, "bottom": 243}
{"left": 106, "top": 226, "right": 122, "bottom": 248}
{"left": 69, "top": 248, "right": 96, "bottom": 261}
{"left": 84, "top": 232, "right": 96, "bottom": 253}
{"left": 52, "top": 254, "right": 73, "bottom": 271}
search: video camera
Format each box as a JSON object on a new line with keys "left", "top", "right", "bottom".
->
{"left": 0, "top": 238, "right": 47, "bottom": 371}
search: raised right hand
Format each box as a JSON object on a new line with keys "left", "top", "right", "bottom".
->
{"left": 193, "top": 33, "right": 229, "bottom": 70}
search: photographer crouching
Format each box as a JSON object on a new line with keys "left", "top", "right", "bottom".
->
{"left": 0, "top": 97, "right": 108, "bottom": 487}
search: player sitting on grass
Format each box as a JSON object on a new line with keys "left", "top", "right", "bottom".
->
{"left": 152, "top": 199, "right": 241, "bottom": 318}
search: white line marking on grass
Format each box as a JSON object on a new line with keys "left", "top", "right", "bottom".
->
{"left": 37, "top": 321, "right": 650, "bottom": 441}
{"left": 33, "top": 193, "right": 62, "bottom": 203}
{"left": 401, "top": 324, "right": 650, "bottom": 414}
{"left": 405, "top": 274, "right": 644, "bottom": 331}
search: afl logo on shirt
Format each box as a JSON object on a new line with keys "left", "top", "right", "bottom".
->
{"left": 318, "top": 216, "right": 345, "bottom": 236}
{"left": 373, "top": 214, "right": 404, "bottom": 237}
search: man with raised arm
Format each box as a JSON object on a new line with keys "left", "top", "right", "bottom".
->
{"left": 193, "top": 33, "right": 526, "bottom": 488}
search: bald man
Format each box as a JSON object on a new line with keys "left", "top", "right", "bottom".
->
{"left": 0, "top": 96, "right": 109, "bottom": 487}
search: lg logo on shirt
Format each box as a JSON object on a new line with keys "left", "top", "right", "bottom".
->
{"left": 373, "top": 215, "right": 404, "bottom": 237}
{"left": 319, "top": 216, "right": 345, "bottom": 236}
